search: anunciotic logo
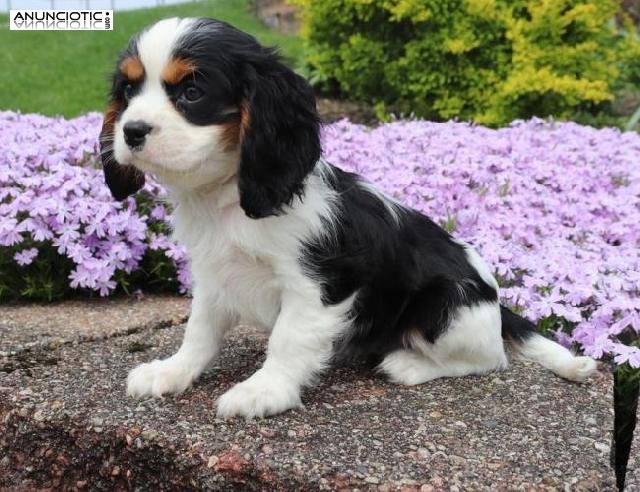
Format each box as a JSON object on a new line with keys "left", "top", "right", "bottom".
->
{"left": 10, "top": 10, "right": 113, "bottom": 31}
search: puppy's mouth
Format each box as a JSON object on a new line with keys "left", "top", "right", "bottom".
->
{"left": 129, "top": 144, "right": 145, "bottom": 154}
{"left": 114, "top": 149, "right": 158, "bottom": 175}
{"left": 125, "top": 151, "right": 203, "bottom": 180}
{"left": 115, "top": 144, "right": 158, "bottom": 171}
{"left": 127, "top": 154, "right": 172, "bottom": 173}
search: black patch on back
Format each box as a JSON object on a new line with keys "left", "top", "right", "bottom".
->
{"left": 302, "top": 165, "right": 498, "bottom": 360}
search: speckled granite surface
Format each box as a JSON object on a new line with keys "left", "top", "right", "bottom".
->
{"left": 0, "top": 295, "right": 190, "bottom": 354}
{"left": 0, "top": 298, "right": 636, "bottom": 490}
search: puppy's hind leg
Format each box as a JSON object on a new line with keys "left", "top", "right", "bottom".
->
{"left": 379, "top": 302, "right": 508, "bottom": 385}
{"left": 378, "top": 349, "right": 505, "bottom": 385}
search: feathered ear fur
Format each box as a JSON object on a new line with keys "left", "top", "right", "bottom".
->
{"left": 100, "top": 100, "right": 145, "bottom": 201}
{"left": 238, "top": 54, "right": 321, "bottom": 219}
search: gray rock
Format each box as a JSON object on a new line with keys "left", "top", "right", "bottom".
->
{"left": 0, "top": 305, "right": 634, "bottom": 490}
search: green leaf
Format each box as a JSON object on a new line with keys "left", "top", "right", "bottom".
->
{"left": 611, "top": 362, "right": 640, "bottom": 490}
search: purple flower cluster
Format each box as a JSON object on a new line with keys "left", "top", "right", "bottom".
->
{"left": 0, "top": 112, "right": 637, "bottom": 365}
{"left": 323, "top": 119, "right": 640, "bottom": 367}
{"left": 0, "top": 111, "right": 189, "bottom": 297}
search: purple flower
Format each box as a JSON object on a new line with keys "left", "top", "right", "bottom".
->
{"left": 613, "top": 344, "right": 640, "bottom": 368}
{"left": 0, "top": 111, "right": 189, "bottom": 299}
{"left": 13, "top": 247, "right": 38, "bottom": 266}
{"left": 150, "top": 204, "right": 167, "bottom": 221}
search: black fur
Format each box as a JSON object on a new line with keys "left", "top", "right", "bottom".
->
{"left": 169, "top": 19, "right": 243, "bottom": 126}
{"left": 500, "top": 305, "right": 537, "bottom": 344}
{"left": 238, "top": 60, "right": 321, "bottom": 219}
{"left": 302, "top": 166, "right": 499, "bottom": 360}
{"left": 173, "top": 19, "right": 322, "bottom": 218}
{"left": 101, "top": 157, "right": 145, "bottom": 201}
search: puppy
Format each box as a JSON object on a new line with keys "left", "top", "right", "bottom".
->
{"left": 100, "top": 18, "right": 597, "bottom": 418}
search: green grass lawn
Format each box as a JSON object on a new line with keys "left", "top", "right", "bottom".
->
{"left": 0, "top": 0, "right": 303, "bottom": 117}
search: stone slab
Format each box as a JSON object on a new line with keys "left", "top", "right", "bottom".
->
{"left": 0, "top": 295, "right": 190, "bottom": 355}
{"left": 1, "top": 319, "right": 635, "bottom": 490}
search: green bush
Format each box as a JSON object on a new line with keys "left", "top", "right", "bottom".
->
{"left": 295, "top": 0, "right": 640, "bottom": 126}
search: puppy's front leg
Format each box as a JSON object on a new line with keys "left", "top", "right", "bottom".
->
{"left": 217, "top": 289, "right": 346, "bottom": 419}
{"left": 127, "top": 287, "right": 234, "bottom": 398}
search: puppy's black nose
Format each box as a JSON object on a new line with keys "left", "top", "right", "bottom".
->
{"left": 123, "top": 120, "right": 152, "bottom": 148}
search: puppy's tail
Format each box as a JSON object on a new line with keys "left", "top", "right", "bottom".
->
{"left": 500, "top": 305, "right": 597, "bottom": 382}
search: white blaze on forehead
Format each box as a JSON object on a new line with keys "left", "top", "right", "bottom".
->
{"left": 136, "top": 17, "right": 195, "bottom": 83}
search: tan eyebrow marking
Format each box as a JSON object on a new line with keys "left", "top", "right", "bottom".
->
{"left": 162, "top": 57, "right": 196, "bottom": 84}
{"left": 119, "top": 56, "right": 144, "bottom": 81}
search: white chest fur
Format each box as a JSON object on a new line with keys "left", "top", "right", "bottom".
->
{"left": 168, "top": 175, "right": 336, "bottom": 328}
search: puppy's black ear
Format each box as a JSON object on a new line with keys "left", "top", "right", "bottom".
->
{"left": 100, "top": 101, "right": 145, "bottom": 201}
{"left": 238, "top": 55, "right": 321, "bottom": 219}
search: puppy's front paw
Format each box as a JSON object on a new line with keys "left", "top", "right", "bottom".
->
{"left": 217, "top": 369, "right": 302, "bottom": 419}
{"left": 127, "top": 357, "right": 198, "bottom": 398}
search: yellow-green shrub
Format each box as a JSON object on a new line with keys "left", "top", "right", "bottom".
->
{"left": 294, "top": 0, "right": 638, "bottom": 126}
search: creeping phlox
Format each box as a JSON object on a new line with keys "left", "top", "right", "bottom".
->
{"left": 0, "top": 111, "right": 638, "bottom": 365}
{"left": 0, "top": 111, "right": 189, "bottom": 297}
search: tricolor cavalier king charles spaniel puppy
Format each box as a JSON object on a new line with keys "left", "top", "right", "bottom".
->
{"left": 100, "top": 18, "right": 597, "bottom": 418}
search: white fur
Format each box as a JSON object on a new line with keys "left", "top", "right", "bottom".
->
{"left": 120, "top": 22, "right": 352, "bottom": 417}
{"left": 137, "top": 18, "right": 194, "bottom": 80}
{"left": 458, "top": 240, "right": 499, "bottom": 291}
{"left": 379, "top": 242, "right": 508, "bottom": 386}
{"left": 381, "top": 302, "right": 507, "bottom": 385}
{"left": 217, "top": 288, "right": 354, "bottom": 419}
{"left": 127, "top": 281, "right": 236, "bottom": 397}
{"left": 459, "top": 240, "right": 596, "bottom": 382}
{"left": 127, "top": 172, "right": 353, "bottom": 418}
{"left": 515, "top": 334, "right": 597, "bottom": 382}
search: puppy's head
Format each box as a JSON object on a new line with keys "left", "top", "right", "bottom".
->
{"left": 100, "top": 17, "right": 321, "bottom": 218}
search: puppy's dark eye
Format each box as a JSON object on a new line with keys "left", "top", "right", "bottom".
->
{"left": 181, "top": 85, "right": 203, "bottom": 102}
{"left": 124, "top": 84, "right": 134, "bottom": 102}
